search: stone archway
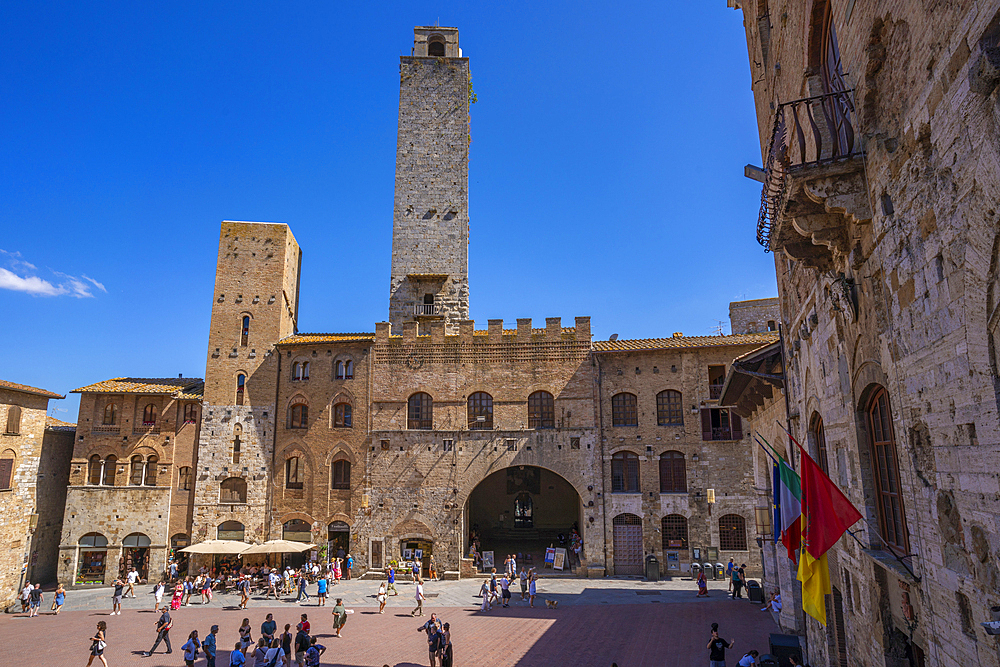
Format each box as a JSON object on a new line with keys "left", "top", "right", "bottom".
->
{"left": 465, "top": 465, "right": 582, "bottom": 573}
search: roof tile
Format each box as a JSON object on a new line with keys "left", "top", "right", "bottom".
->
{"left": 72, "top": 377, "right": 204, "bottom": 395}
{"left": 0, "top": 379, "right": 64, "bottom": 399}
{"left": 593, "top": 332, "right": 779, "bottom": 352}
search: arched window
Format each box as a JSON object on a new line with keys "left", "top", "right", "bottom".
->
{"left": 658, "top": 451, "right": 686, "bottom": 493}
{"left": 177, "top": 466, "right": 192, "bottom": 491}
{"left": 528, "top": 391, "right": 555, "bottom": 429}
{"left": 79, "top": 532, "right": 109, "bottom": 548}
{"left": 719, "top": 514, "right": 748, "bottom": 551}
{"left": 428, "top": 36, "right": 445, "bottom": 56}
{"left": 468, "top": 392, "right": 493, "bottom": 429}
{"left": 232, "top": 424, "right": 242, "bottom": 464}
{"left": 407, "top": 393, "right": 433, "bottom": 429}
{"left": 811, "top": 413, "right": 830, "bottom": 475}
{"left": 333, "top": 403, "right": 352, "bottom": 428}
{"left": 4, "top": 406, "right": 20, "bottom": 435}
{"left": 220, "top": 478, "right": 247, "bottom": 504}
{"left": 182, "top": 403, "right": 197, "bottom": 424}
{"left": 144, "top": 455, "right": 159, "bottom": 486}
{"left": 241, "top": 315, "right": 250, "bottom": 346}
{"left": 344, "top": 360, "right": 353, "bottom": 379}
{"left": 611, "top": 393, "right": 638, "bottom": 427}
{"left": 283, "top": 519, "right": 312, "bottom": 542}
{"left": 611, "top": 451, "right": 640, "bottom": 492}
{"left": 103, "top": 403, "right": 118, "bottom": 426}
{"left": 218, "top": 520, "right": 245, "bottom": 540}
{"left": 285, "top": 456, "right": 304, "bottom": 489}
{"left": 661, "top": 514, "right": 689, "bottom": 549}
{"left": 88, "top": 454, "right": 103, "bottom": 485}
{"left": 236, "top": 373, "right": 246, "bottom": 405}
{"left": 656, "top": 390, "right": 683, "bottom": 426}
{"left": 142, "top": 404, "right": 157, "bottom": 426}
{"left": 0, "top": 449, "right": 14, "bottom": 490}
{"left": 103, "top": 455, "right": 117, "bottom": 486}
{"left": 331, "top": 459, "right": 351, "bottom": 489}
{"left": 129, "top": 455, "right": 144, "bottom": 485}
{"left": 335, "top": 361, "right": 345, "bottom": 380}
{"left": 866, "top": 387, "right": 909, "bottom": 553}
{"left": 288, "top": 401, "right": 308, "bottom": 429}
{"left": 292, "top": 362, "right": 302, "bottom": 380}
{"left": 301, "top": 362, "right": 310, "bottom": 380}
{"left": 123, "top": 533, "right": 151, "bottom": 548}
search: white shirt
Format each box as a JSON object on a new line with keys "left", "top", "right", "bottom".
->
{"left": 738, "top": 655, "right": 756, "bottom": 666}
{"left": 21, "top": 586, "right": 31, "bottom": 600}
{"left": 415, "top": 582, "right": 424, "bottom": 601}
{"left": 127, "top": 571, "right": 138, "bottom": 583}
{"left": 264, "top": 647, "right": 284, "bottom": 664}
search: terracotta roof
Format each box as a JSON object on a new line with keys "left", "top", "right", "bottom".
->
{"left": 175, "top": 381, "right": 205, "bottom": 400}
{"left": 0, "top": 379, "right": 64, "bottom": 399}
{"left": 593, "top": 332, "right": 779, "bottom": 352}
{"left": 72, "top": 377, "right": 205, "bottom": 395}
{"left": 46, "top": 416, "right": 77, "bottom": 430}
{"left": 278, "top": 333, "right": 376, "bottom": 345}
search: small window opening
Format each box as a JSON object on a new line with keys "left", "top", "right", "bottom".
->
{"left": 708, "top": 365, "right": 726, "bottom": 399}
{"left": 428, "top": 38, "right": 445, "bottom": 56}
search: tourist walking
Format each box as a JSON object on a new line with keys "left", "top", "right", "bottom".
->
{"left": 52, "top": 582, "right": 66, "bottom": 614}
{"left": 519, "top": 567, "right": 528, "bottom": 601}
{"left": 411, "top": 559, "right": 420, "bottom": 583}
{"left": 294, "top": 623, "right": 310, "bottom": 666}
{"left": 181, "top": 630, "right": 201, "bottom": 667}
{"left": 239, "top": 576, "right": 252, "bottom": 609}
{"left": 153, "top": 580, "right": 165, "bottom": 611}
{"left": 143, "top": 608, "right": 173, "bottom": 656}
{"left": 697, "top": 570, "right": 709, "bottom": 597}
{"left": 20, "top": 583, "right": 31, "bottom": 613}
{"left": 111, "top": 577, "right": 124, "bottom": 615}
{"left": 332, "top": 598, "right": 348, "bottom": 637}
{"left": 27, "top": 583, "right": 42, "bottom": 617}
{"left": 204, "top": 624, "right": 219, "bottom": 667}
{"left": 201, "top": 574, "right": 213, "bottom": 604}
{"left": 333, "top": 558, "right": 341, "bottom": 582}
{"left": 528, "top": 573, "right": 537, "bottom": 608}
{"left": 86, "top": 621, "right": 108, "bottom": 667}
{"left": 428, "top": 554, "right": 438, "bottom": 581}
{"left": 171, "top": 580, "right": 184, "bottom": 610}
{"left": 500, "top": 575, "right": 511, "bottom": 607}
{"left": 316, "top": 572, "right": 328, "bottom": 606}
{"left": 377, "top": 582, "right": 388, "bottom": 614}
{"left": 267, "top": 570, "right": 280, "bottom": 598}
{"left": 726, "top": 558, "right": 735, "bottom": 593}
{"left": 183, "top": 576, "right": 194, "bottom": 606}
{"left": 387, "top": 564, "right": 398, "bottom": 596}
{"left": 305, "top": 637, "right": 326, "bottom": 666}
{"left": 412, "top": 578, "right": 425, "bottom": 617}
{"left": 707, "top": 623, "right": 734, "bottom": 667}
{"left": 479, "top": 579, "right": 491, "bottom": 612}
{"left": 126, "top": 567, "right": 139, "bottom": 598}
{"left": 296, "top": 573, "right": 310, "bottom": 603}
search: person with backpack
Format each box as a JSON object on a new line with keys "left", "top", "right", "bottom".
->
{"left": 262, "top": 638, "right": 284, "bottom": 667}
{"left": 238, "top": 575, "right": 252, "bottom": 609}
{"left": 181, "top": 630, "right": 201, "bottom": 667}
{"left": 293, "top": 623, "right": 311, "bottom": 667}
{"left": 229, "top": 641, "right": 247, "bottom": 667}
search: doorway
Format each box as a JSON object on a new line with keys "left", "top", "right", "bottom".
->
{"left": 122, "top": 533, "right": 151, "bottom": 579}
{"left": 328, "top": 521, "right": 350, "bottom": 560}
{"left": 612, "top": 513, "right": 643, "bottom": 575}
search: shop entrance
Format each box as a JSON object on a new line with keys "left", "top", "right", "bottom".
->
{"left": 466, "top": 466, "right": 582, "bottom": 572}
{"left": 399, "top": 538, "right": 433, "bottom": 579}
{"left": 122, "top": 533, "right": 151, "bottom": 579}
{"left": 328, "top": 521, "right": 350, "bottom": 560}
{"left": 77, "top": 533, "right": 108, "bottom": 585}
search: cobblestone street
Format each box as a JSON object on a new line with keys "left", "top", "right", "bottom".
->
{"left": 3, "top": 577, "right": 779, "bottom": 665}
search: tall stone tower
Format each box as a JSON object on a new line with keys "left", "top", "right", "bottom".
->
{"left": 389, "top": 26, "right": 470, "bottom": 334}
{"left": 193, "top": 221, "right": 301, "bottom": 545}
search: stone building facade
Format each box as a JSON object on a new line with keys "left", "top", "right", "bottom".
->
{"left": 730, "top": 297, "right": 780, "bottom": 334}
{"left": 57, "top": 378, "right": 203, "bottom": 586}
{"left": 730, "top": 1, "right": 1000, "bottom": 665}
{"left": 30, "top": 416, "right": 75, "bottom": 585}
{"left": 59, "top": 26, "right": 777, "bottom": 585}
{"left": 0, "top": 380, "right": 65, "bottom": 607}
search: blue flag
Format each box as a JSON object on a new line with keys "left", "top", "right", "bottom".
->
{"left": 772, "top": 463, "right": 781, "bottom": 544}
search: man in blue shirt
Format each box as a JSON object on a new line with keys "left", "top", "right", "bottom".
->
{"left": 387, "top": 565, "right": 398, "bottom": 596}
{"left": 203, "top": 624, "right": 218, "bottom": 667}
{"left": 316, "top": 575, "right": 328, "bottom": 606}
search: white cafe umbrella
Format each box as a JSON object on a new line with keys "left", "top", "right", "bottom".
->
{"left": 239, "top": 539, "right": 316, "bottom": 556}
{"left": 179, "top": 539, "right": 251, "bottom": 555}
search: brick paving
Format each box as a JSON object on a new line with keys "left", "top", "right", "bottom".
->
{"left": 6, "top": 579, "right": 778, "bottom": 666}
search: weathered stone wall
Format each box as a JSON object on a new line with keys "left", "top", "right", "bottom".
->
{"left": 389, "top": 35, "right": 471, "bottom": 335}
{"left": 730, "top": 298, "right": 780, "bottom": 334}
{"left": 733, "top": 1, "right": 1000, "bottom": 664}
{"left": 31, "top": 422, "right": 75, "bottom": 584}
{"left": 0, "top": 389, "right": 50, "bottom": 607}
{"left": 594, "top": 340, "right": 774, "bottom": 577}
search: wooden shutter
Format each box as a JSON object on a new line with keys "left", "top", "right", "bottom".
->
{"left": 701, "top": 409, "right": 712, "bottom": 441}
{"left": 0, "top": 458, "right": 13, "bottom": 490}
{"left": 731, "top": 411, "right": 743, "bottom": 440}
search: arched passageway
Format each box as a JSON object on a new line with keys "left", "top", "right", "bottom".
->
{"left": 465, "top": 466, "right": 582, "bottom": 572}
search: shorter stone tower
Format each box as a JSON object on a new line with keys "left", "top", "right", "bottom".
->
{"left": 193, "top": 221, "right": 301, "bottom": 545}
{"left": 389, "top": 26, "right": 470, "bottom": 334}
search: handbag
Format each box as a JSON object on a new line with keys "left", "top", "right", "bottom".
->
{"left": 97, "top": 640, "right": 107, "bottom": 651}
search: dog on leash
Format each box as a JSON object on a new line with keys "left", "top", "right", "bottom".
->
{"left": 545, "top": 599, "right": 559, "bottom": 609}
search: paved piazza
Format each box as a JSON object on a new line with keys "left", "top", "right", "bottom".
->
{"left": 4, "top": 578, "right": 779, "bottom": 666}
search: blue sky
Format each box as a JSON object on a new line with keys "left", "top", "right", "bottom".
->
{"left": 1, "top": 1, "right": 774, "bottom": 420}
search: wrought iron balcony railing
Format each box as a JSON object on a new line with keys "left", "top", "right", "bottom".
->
{"left": 757, "top": 89, "right": 862, "bottom": 250}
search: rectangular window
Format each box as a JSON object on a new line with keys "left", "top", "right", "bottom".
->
{"left": 5, "top": 406, "right": 22, "bottom": 435}
{"left": 442, "top": 439, "right": 454, "bottom": 452}
{"left": 505, "top": 439, "right": 517, "bottom": 452}
{"left": 700, "top": 408, "right": 743, "bottom": 441}
{"left": 0, "top": 458, "right": 13, "bottom": 490}
{"left": 708, "top": 365, "right": 726, "bottom": 399}
{"left": 570, "top": 437, "right": 580, "bottom": 450}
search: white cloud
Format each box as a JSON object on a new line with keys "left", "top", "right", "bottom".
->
{"left": 0, "top": 251, "right": 106, "bottom": 298}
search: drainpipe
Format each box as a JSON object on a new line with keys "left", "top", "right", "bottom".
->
{"left": 594, "top": 353, "right": 608, "bottom": 573}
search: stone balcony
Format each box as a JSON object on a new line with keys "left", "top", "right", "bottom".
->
{"left": 757, "top": 90, "right": 871, "bottom": 271}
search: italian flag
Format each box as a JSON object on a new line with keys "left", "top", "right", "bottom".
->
{"left": 778, "top": 459, "right": 802, "bottom": 563}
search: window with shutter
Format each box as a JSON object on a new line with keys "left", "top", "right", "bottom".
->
{"left": 0, "top": 457, "right": 13, "bottom": 490}
{"left": 5, "top": 406, "right": 21, "bottom": 435}
{"left": 658, "top": 451, "right": 686, "bottom": 493}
